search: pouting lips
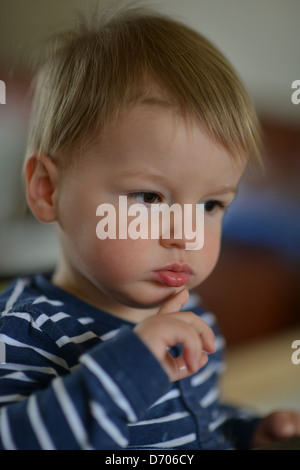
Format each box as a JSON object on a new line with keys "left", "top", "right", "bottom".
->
{"left": 153, "top": 264, "right": 193, "bottom": 287}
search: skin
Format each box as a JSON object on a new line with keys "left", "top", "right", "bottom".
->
{"left": 25, "top": 103, "right": 300, "bottom": 447}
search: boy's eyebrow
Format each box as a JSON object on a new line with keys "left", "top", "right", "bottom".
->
{"left": 209, "top": 186, "right": 238, "bottom": 195}
{"left": 118, "top": 169, "right": 238, "bottom": 196}
{"left": 200, "top": 185, "right": 239, "bottom": 200}
{"left": 118, "top": 168, "right": 168, "bottom": 181}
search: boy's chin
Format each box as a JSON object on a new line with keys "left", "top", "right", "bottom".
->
{"left": 122, "top": 283, "right": 189, "bottom": 310}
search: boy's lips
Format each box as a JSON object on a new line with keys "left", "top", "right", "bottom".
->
{"left": 153, "top": 263, "right": 194, "bottom": 287}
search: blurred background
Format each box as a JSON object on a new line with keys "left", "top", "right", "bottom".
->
{"left": 0, "top": 0, "right": 300, "bottom": 414}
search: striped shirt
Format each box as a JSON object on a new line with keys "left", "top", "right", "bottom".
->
{"left": 0, "top": 275, "right": 260, "bottom": 449}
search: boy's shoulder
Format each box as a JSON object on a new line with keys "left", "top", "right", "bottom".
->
{"left": 0, "top": 276, "right": 62, "bottom": 318}
{"left": 0, "top": 276, "right": 89, "bottom": 334}
{"left": 0, "top": 275, "right": 132, "bottom": 335}
{"left": 0, "top": 276, "right": 126, "bottom": 364}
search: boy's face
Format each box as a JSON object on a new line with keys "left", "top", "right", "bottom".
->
{"left": 54, "top": 104, "right": 245, "bottom": 321}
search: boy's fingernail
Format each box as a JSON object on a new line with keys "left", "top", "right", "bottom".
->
{"left": 199, "top": 352, "right": 208, "bottom": 368}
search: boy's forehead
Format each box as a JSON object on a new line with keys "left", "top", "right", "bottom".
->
{"left": 97, "top": 103, "right": 205, "bottom": 156}
{"left": 102, "top": 101, "right": 183, "bottom": 136}
{"left": 92, "top": 104, "right": 244, "bottom": 191}
{"left": 96, "top": 106, "right": 189, "bottom": 167}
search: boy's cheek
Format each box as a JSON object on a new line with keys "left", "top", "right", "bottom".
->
{"left": 92, "top": 237, "right": 149, "bottom": 275}
{"left": 200, "top": 231, "right": 222, "bottom": 276}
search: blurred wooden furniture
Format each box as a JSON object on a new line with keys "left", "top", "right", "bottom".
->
{"left": 197, "top": 243, "right": 300, "bottom": 345}
{"left": 221, "top": 323, "right": 300, "bottom": 415}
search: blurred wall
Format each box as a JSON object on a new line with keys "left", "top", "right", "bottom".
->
{"left": 1, "top": 0, "right": 299, "bottom": 122}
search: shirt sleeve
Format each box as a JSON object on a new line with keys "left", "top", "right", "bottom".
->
{"left": 0, "top": 323, "right": 170, "bottom": 450}
{"left": 218, "top": 403, "right": 262, "bottom": 449}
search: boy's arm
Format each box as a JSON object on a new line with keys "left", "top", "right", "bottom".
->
{"left": 219, "top": 405, "right": 300, "bottom": 449}
{"left": 0, "top": 289, "right": 214, "bottom": 449}
{"left": 216, "top": 404, "right": 262, "bottom": 449}
{"left": 0, "top": 326, "right": 169, "bottom": 449}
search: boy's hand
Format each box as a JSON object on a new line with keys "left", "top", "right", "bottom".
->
{"left": 251, "top": 411, "right": 300, "bottom": 448}
{"left": 134, "top": 289, "right": 215, "bottom": 382}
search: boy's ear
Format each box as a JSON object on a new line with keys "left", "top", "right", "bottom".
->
{"left": 24, "top": 153, "right": 59, "bottom": 223}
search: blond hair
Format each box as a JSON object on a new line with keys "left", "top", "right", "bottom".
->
{"left": 25, "top": 2, "right": 261, "bottom": 167}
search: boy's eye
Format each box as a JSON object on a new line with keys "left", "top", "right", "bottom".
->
{"left": 204, "top": 200, "right": 225, "bottom": 213}
{"left": 129, "top": 192, "right": 162, "bottom": 204}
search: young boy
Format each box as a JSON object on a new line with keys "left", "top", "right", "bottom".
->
{"left": 0, "top": 3, "right": 299, "bottom": 450}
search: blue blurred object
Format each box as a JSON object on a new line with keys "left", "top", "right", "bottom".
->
{"left": 222, "top": 187, "right": 300, "bottom": 262}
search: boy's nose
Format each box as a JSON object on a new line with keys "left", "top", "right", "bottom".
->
{"left": 158, "top": 203, "right": 204, "bottom": 251}
{"left": 159, "top": 232, "right": 188, "bottom": 250}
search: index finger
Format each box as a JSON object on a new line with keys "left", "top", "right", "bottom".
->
{"left": 158, "top": 289, "right": 189, "bottom": 315}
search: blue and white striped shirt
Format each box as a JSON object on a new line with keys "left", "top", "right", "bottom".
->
{"left": 0, "top": 275, "right": 260, "bottom": 449}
